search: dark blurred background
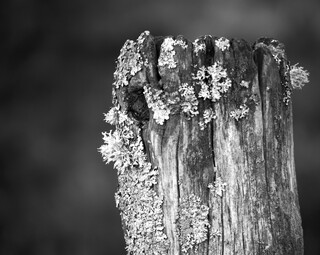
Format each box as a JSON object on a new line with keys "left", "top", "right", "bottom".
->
{"left": 1, "top": 0, "right": 319, "bottom": 254}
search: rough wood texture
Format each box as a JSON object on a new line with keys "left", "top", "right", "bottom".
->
{"left": 109, "top": 32, "right": 303, "bottom": 254}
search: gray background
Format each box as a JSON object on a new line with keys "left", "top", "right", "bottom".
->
{"left": 1, "top": 0, "right": 320, "bottom": 254}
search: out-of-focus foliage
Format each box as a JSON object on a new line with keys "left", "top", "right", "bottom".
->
{"left": 1, "top": 0, "right": 320, "bottom": 254}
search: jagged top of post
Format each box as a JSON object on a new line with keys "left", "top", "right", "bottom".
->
{"left": 108, "top": 30, "right": 309, "bottom": 127}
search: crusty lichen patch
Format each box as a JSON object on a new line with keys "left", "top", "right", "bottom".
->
{"left": 143, "top": 85, "right": 180, "bottom": 125}
{"left": 178, "top": 194, "right": 210, "bottom": 253}
{"left": 193, "top": 62, "right": 232, "bottom": 102}
{"left": 199, "top": 108, "right": 216, "bottom": 130}
{"left": 215, "top": 37, "right": 230, "bottom": 51}
{"left": 240, "top": 80, "right": 250, "bottom": 88}
{"left": 99, "top": 31, "right": 170, "bottom": 254}
{"left": 179, "top": 82, "right": 199, "bottom": 119}
{"left": 113, "top": 40, "right": 143, "bottom": 89}
{"left": 193, "top": 39, "right": 206, "bottom": 55}
{"left": 158, "top": 37, "right": 177, "bottom": 69}
{"left": 230, "top": 103, "right": 249, "bottom": 121}
{"left": 100, "top": 107, "right": 169, "bottom": 254}
{"left": 174, "top": 39, "right": 188, "bottom": 49}
{"left": 282, "top": 63, "right": 292, "bottom": 106}
{"left": 158, "top": 37, "right": 189, "bottom": 70}
{"left": 208, "top": 177, "right": 227, "bottom": 197}
{"left": 143, "top": 85, "right": 171, "bottom": 125}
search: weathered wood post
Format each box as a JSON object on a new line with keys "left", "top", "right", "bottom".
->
{"left": 100, "top": 31, "right": 309, "bottom": 254}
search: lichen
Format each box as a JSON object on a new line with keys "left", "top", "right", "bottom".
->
{"left": 178, "top": 194, "right": 210, "bottom": 253}
{"left": 208, "top": 177, "right": 227, "bottom": 197}
{"left": 179, "top": 82, "right": 199, "bottom": 118}
{"left": 290, "top": 63, "right": 310, "bottom": 89}
{"left": 210, "top": 229, "right": 222, "bottom": 238}
{"left": 280, "top": 61, "right": 292, "bottom": 106}
{"left": 100, "top": 31, "right": 170, "bottom": 253}
{"left": 174, "top": 39, "right": 188, "bottom": 49}
{"left": 113, "top": 40, "right": 144, "bottom": 89}
{"left": 143, "top": 86, "right": 171, "bottom": 125}
{"left": 193, "top": 61, "right": 232, "bottom": 102}
{"left": 199, "top": 108, "right": 216, "bottom": 130}
{"left": 193, "top": 39, "right": 206, "bottom": 55}
{"left": 240, "top": 80, "right": 250, "bottom": 88}
{"left": 230, "top": 104, "right": 249, "bottom": 121}
{"left": 99, "top": 108, "right": 169, "bottom": 254}
{"left": 215, "top": 37, "right": 230, "bottom": 51}
{"left": 137, "top": 30, "right": 150, "bottom": 45}
{"left": 103, "top": 106, "right": 119, "bottom": 125}
{"left": 158, "top": 38, "right": 177, "bottom": 69}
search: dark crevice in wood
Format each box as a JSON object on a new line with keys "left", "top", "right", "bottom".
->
{"left": 176, "top": 124, "right": 181, "bottom": 200}
{"left": 126, "top": 87, "right": 149, "bottom": 123}
{"left": 253, "top": 46, "right": 276, "bottom": 250}
{"left": 210, "top": 121, "right": 216, "bottom": 175}
{"left": 221, "top": 196, "right": 224, "bottom": 255}
{"left": 154, "top": 36, "right": 165, "bottom": 86}
{"left": 242, "top": 226, "right": 246, "bottom": 255}
{"left": 206, "top": 222, "right": 210, "bottom": 255}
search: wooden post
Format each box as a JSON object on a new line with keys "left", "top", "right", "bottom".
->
{"left": 100, "top": 31, "right": 306, "bottom": 254}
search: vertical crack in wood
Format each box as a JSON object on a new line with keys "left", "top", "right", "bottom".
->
{"left": 207, "top": 121, "right": 215, "bottom": 255}
{"left": 176, "top": 124, "right": 181, "bottom": 200}
{"left": 220, "top": 195, "right": 225, "bottom": 255}
{"left": 253, "top": 46, "right": 276, "bottom": 250}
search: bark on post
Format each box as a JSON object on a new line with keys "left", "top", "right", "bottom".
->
{"left": 100, "top": 31, "right": 307, "bottom": 254}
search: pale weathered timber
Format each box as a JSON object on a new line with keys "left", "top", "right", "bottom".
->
{"left": 103, "top": 32, "right": 304, "bottom": 255}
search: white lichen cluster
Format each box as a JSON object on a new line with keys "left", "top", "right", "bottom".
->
{"left": 103, "top": 105, "right": 119, "bottom": 125}
{"left": 208, "top": 177, "right": 227, "bottom": 197}
{"left": 113, "top": 39, "right": 144, "bottom": 89}
{"left": 174, "top": 39, "right": 188, "bottom": 49}
{"left": 143, "top": 86, "right": 171, "bottom": 125}
{"left": 230, "top": 104, "right": 249, "bottom": 121}
{"left": 193, "top": 62, "right": 232, "bottom": 102}
{"left": 137, "top": 30, "right": 150, "bottom": 45}
{"left": 193, "top": 39, "right": 206, "bottom": 55}
{"left": 290, "top": 63, "right": 310, "bottom": 89}
{"left": 158, "top": 38, "right": 189, "bottom": 69}
{"left": 99, "top": 108, "right": 169, "bottom": 253}
{"left": 215, "top": 37, "right": 230, "bottom": 51}
{"left": 240, "top": 80, "right": 250, "bottom": 88}
{"left": 199, "top": 108, "right": 216, "bottom": 130}
{"left": 158, "top": 38, "right": 177, "bottom": 69}
{"left": 178, "top": 194, "right": 210, "bottom": 253}
{"left": 179, "top": 82, "right": 199, "bottom": 118}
